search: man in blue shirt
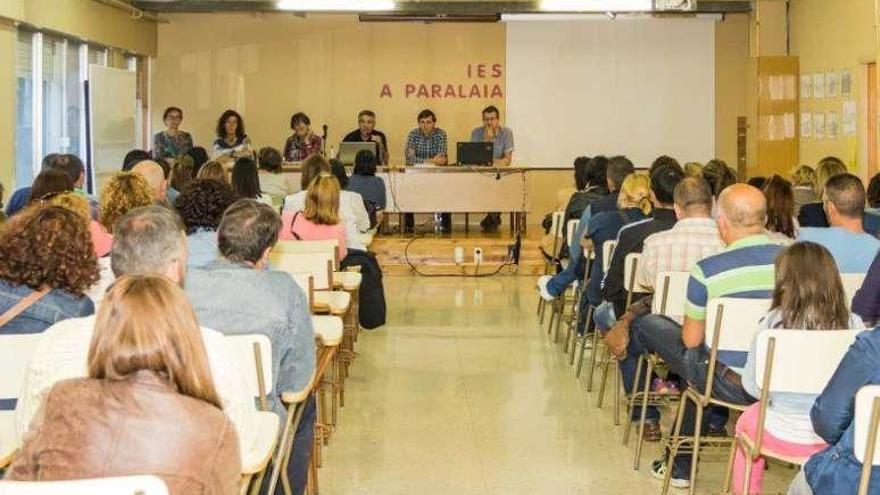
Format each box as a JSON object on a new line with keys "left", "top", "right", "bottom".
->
{"left": 798, "top": 173, "right": 880, "bottom": 273}
{"left": 471, "top": 105, "right": 515, "bottom": 232}
{"left": 404, "top": 109, "right": 448, "bottom": 232}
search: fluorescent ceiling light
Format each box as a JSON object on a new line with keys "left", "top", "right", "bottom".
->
{"left": 540, "top": 0, "right": 653, "bottom": 12}
{"left": 277, "top": 0, "right": 395, "bottom": 11}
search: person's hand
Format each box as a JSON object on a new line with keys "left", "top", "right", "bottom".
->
{"left": 485, "top": 127, "right": 496, "bottom": 141}
{"left": 406, "top": 148, "right": 416, "bottom": 160}
{"left": 604, "top": 316, "right": 632, "bottom": 360}
{"left": 371, "top": 134, "right": 382, "bottom": 144}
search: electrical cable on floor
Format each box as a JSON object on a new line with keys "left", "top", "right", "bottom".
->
{"left": 402, "top": 223, "right": 521, "bottom": 278}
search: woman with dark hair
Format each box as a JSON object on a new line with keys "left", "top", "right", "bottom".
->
{"left": 257, "top": 146, "right": 294, "bottom": 205}
{"left": 176, "top": 179, "right": 238, "bottom": 268}
{"left": 213, "top": 109, "right": 253, "bottom": 159}
{"left": 153, "top": 106, "right": 194, "bottom": 164}
{"left": 186, "top": 146, "right": 210, "bottom": 178}
{"left": 28, "top": 169, "right": 74, "bottom": 204}
{"left": 866, "top": 172, "right": 880, "bottom": 213}
{"left": 702, "top": 159, "right": 737, "bottom": 198}
{"left": 762, "top": 174, "right": 797, "bottom": 239}
{"left": 329, "top": 159, "right": 349, "bottom": 190}
{"left": 170, "top": 154, "right": 195, "bottom": 193}
{"left": 6, "top": 275, "right": 241, "bottom": 495}
{"left": 231, "top": 157, "right": 272, "bottom": 205}
{"left": 563, "top": 155, "right": 608, "bottom": 223}
{"left": 349, "top": 149, "right": 387, "bottom": 210}
{"left": 0, "top": 205, "right": 99, "bottom": 332}
{"left": 735, "top": 242, "right": 862, "bottom": 494}
{"left": 283, "top": 112, "right": 323, "bottom": 162}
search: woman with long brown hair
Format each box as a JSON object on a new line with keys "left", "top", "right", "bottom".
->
{"left": 762, "top": 174, "right": 797, "bottom": 239}
{"left": 732, "top": 242, "right": 863, "bottom": 494}
{"left": 280, "top": 173, "right": 347, "bottom": 260}
{"left": 7, "top": 274, "right": 240, "bottom": 495}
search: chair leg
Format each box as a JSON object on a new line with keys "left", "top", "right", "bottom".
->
{"left": 632, "top": 358, "right": 655, "bottom": 470}
{"left": 614, "top": 365, "right": 621, "bottom": 426}
{"left": 623, "top": 355, "right": 646, "bottom": 446}
{"left": 688, "top": 405, "right": 705, "bottom": 495}
{"left": 596, "top": 349, "right": 610, "bottom": 408}
{"left": 722, "top": 439, "right": 738, "bottom": 493}
{"left": 741, "top": 448, "right": 753, "bottom": 495}
{"left": 662, "top": 392, "right": 691, "bottom": 495}
{"left": 267, "top": 401, "right": 306, "bottom": 495}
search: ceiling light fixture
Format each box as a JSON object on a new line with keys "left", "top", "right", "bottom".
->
{"left": 539, "top": 0, "right": 653, "bottom": 12}
{"left": 276, "top": 0, "right": 396, "bottom": 12}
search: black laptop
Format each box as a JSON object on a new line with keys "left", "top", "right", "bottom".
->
{"left": 457, "top": 142, "right": 494, "bottom": 166}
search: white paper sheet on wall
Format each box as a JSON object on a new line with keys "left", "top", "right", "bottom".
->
{"left": 841, "top": 70, "right": 853, "bottom": 98}
{"left": 783, "top": 113, "right": 796, "bottom": 139}
{"left": 813, "top": 113, "right": 826, "bottom": 139}
{"left": 800, "top": 74, "right": 813, "bottom": 99}
{"left": 826, "top": 112, "right": 840, "bottom": 140}
{"left": 842, "top": 100, "right": 857, "bottom": 137}
{"left": 813, "top": 73, "right": 826, "bottom": 99}
{"left": 800, "top": 112, "right": 812, "bottom": 138}
{"left": 827, "top": 71, "right": 840, "bottom": 98}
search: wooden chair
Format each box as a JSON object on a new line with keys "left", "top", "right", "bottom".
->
{"left": 575, "top": 240, "right": 616, "bottom": 382}
{"left": 855, "top": 385, "right": 880, "bottom": 495}
{"left": 725, "top": 328, "right": 860, "bottom": 494}
{"left": 573, "top": 247, "right": 596, "bottom": 373}
{"left": 0, "top": 475, "right": 169, "bottom": 495}
{"left": 0, "top": 333, "right": 42, "bottom": 469}
{"left": 661, "top": 297, "right": 771, "bottom": 495}
{"left": 537, "top": 211, "right": 565, "bottom": 324}
{"left": 561, "top": 219, "right": 582, "bottom": 353}
{"left": 225, "top": 334, "right": 281, "bottom": 495}
{"left": 623, "top": 271, "right": 690, "bottom": 470}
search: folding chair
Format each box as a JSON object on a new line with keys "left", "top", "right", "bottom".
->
{"left": 856, "top": 385, "right": 880, "bottom": 495}
{"left": 225, "top": 334, "right": 281, "bottom": 495}
{"left": 573, "top": 247, "right": 596, "bottom": 371}
{"left": 0, "top": 333, "right": 42, "bottom": 469}
{"left": 554, "top": 219, "right": 581, "bottom": 348}
{"left": 0, "top": 475, "right": 168, "bottom": 495}
{"left": 595, "top": 252, "right": 639, "bottom": 426}
{"left": 841, "top": 273, "right": 867, "bottom": 307}
{"left": 661, "top": 297, "right": 771, "bottom": 495}
{"left": 623, "top": 271, "right": 690, "bottom": 470}
{"left": 537, "top": 211, "right": 565, "bottom": 324}
{"left": 576, "top": 240, "right": 616, "bottom": 383}
{"left": 726, "top": 328, "right": 860, "bottom": 494}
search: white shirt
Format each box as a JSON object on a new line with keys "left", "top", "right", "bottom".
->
{"left": 283, "top": 190, "right": 370, "bottom": 251}
{"left": 13, "top": 315, "right": 261, "bottom": 465}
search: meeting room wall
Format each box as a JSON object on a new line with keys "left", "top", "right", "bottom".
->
{"left": 789, "top": 0, "right": 876, "bottom": 178}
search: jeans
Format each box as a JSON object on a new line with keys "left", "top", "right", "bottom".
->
{"left": 593, "top": 300, "right": 617, "bottom": 332}
{"left": 546, "top": 209, "right": 592, "bottom": 297}
{"left": 261, "top": 394, "right": 317, "bottom": 495}
{"left": 629, "top": 314, "right": 755, "bottom": 479}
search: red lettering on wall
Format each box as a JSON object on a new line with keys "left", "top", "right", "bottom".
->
{"left": 431, "top": 84, "right": 442, "bottom": 98}
{"left": 491, "top": 84, "right": 503, "bottom": 98}
{"left": 405, "top": 84, "right": 416, "bottom": 97}
{"left": 477, "top": 64, "right": 487, "bottom": 78}
{"left": 417, "top": 85, "right": 429, "bottom": 98}
{"left": 492, "top": 64, "right": 503, "bottom": 78}
{"left": 380, "top": 84, "right": 392, "bottom": 98}
{"left": 445, "top": 85, "right": 457, "bottom": 98}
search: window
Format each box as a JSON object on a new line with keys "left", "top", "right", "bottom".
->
{"left": 14, "top": 31, "right": 35, "bottom": 189}
{"left": 88, "top": 45, "right": 107, "bottom": 67}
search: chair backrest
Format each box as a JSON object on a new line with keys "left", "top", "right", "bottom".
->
{"left": 842, "top": 273, "right": 867, "bottom": 306}
{"left": 704, "top": 298, "right": 772, "bottom": 352}
{"left": 856, "top": 385, "right": 880, "bottom": 468}
{"left": 651, "top": 271, "right": 691, "bottom": 318}
{"left": 225, "top": 334, "right": 273, "bottom": 411}
{"left": 566, "top": 219, "right": 579, "bottom": 248}
{"left": 269, "top": 251, "right": 333, "bottom": 290}
{"left": 0, "top": 475, "right": 169, "bottom": 495}
{"left": 756, "top": 329, "right": 861, "bottom": 394}
{"left": 549, "top": 211, "right": 565, "bottom": 238}
{"left": 0, "top": 333, "right": 42, "bottom": 401}
{"left": 601, "top": 240, "right": 617, "bottom": 273}
{"left": 290, "top": 273, "right": 315, "bottom": 311}
{"left": 274, "top": 239, "right": 339, "bottom": 267}
{"left": 623, "top": 253, "right": 640, "bottom": 292}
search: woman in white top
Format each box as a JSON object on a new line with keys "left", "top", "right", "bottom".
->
{"left": 212, "top": 110, "right": 254, "bottom": 160}
{"left": 734, "top": 241, "right": 863, "bottom": 494}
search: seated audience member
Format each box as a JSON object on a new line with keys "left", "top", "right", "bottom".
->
{"left": 283, "top": 112, "right": 323, "bottom": 162}
{"left": 170, "top": 154, "right": 195, "bottom": 193}
{"left": 197, "top": 160, "right": 228, "bottom": 183}
{"left": 763, "top": 174, "right": 798, "bottom": 241}
{"left": 152, "top": 106, "right": 194, "bottom": 164}
{"left": 99, "top": 172, "right": 154, "bottom": 234}
{"left": 537, "top": 155, "right": 634, "bottom": 303}
{"left": 6, "top": 154, "right": 94, "bottom": 218}
{"left": 608, "top": 177, "right": 724, "bottom": 437}
{"left": 186, "top": 146, "right": 210, "bottom": 177}
{"left": 349, "top": 149, "right": 388, "bottom": 212}
{"left": 0, "top": 205, "right": 98, "bottom": 332}
{"left": 596, "top": 163, "right": 684, "bottom": 333}
{"left": 213, "top": 109, "right": 254, "bottom": 160}
{"left": 185, "top": 199, "right": 315, "bottom": 495}
{"left": 329, "top": 159, "right": 350, "bottom": 190}
{"left": 284, "top": 155, "right": 370, "bottom": 253}
{"left": 281, "top": 174, "right": 348, "bottom": 260}
{"left": 231, "top": 157, "right": 272, "bottom": 205}
{"left": 7, "top": 274, "right": 240, "bottom": 495}
{"left": 798, "top": 157, "right": 847, "bottom": 228}
{"left": 798, "top": 173, "right": 880, "bottom": 273}
{"left": 702, "top": 159, "right": 737, "bottom": 200}
{"left": 12, "top": 205, "right": 259, "bottom": 474}
{"left": 132, "top": 160, "right": 176, "bottom": 205}
{"left": 853, "top": 252, "right": 880, "bottom": 325}
{"left": 343, "top": 109, "right": 389, "bottom": 165}
{"left": 865, "top": 172, "right": 880, "bottom": 236}
{"left": 258, "top": 146, "right": 294, "bottom": 204}
{"left": 791, "top": 165, "right": 817, "bottom": 216}
{"left": 0, "top": 182, "right": 5, "bottom": 223}
{"left": 789, "top": 312, "right": 880, "bottom": 493}
{"left": 623, "top": 184, "right": 781, "bottom": 488}
{"left": 122, "top": 149, "right": 151, "bottom": 171}
{"left": 684, "top": 162, "right": 704, "bottom": 178}
{"left": 747, "top": 177, "right": 768, "bottom": 190}
{"left": 41, "top": 154, "right": 98, "bottom": 216}
{"left": 5, "top": 154, "right": 58, "bottom": 216}
{"left": 27, "top": 168, "right": 74, "bottom": 204}
{"left": 540, "top": 156, "right": 595, "bottom": 235}
{"left": 733, "top": 242, "right": 863, "bottom": 495}
{"left": 649, "top": 155, "right": 681, "bottom": 174}
{"left": 176, "top": 179, "right": 238, "bottom": 268}
{"left": 50, "top": 192, "right": 112, "bottom": 257}
{"left": 539, "top": 155, "right": 606, "bottom": 260}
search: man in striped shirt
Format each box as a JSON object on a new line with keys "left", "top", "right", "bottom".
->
{"left": 625, "top": 184, "right": 783, "bottom": 488}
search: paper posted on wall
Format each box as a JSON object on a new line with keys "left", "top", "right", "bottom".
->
{"left": 842, "top": 100, "right": 857, "bottom": 137}
{"left": 800, "top": 112, "right": 812, "bottom": 138}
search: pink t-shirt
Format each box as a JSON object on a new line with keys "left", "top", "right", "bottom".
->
{"left": 280, "top": 211, "right": 347, "bottom": 260}
{"left": 90, "top": 221, "right": 113, "bottom": 258}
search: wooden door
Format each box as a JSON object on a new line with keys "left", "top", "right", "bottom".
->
{"left": 755, "top": 56, "right": 799, "bottom": 178}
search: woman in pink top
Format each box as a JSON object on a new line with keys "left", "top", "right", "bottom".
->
{"left": 281, "top": 174, "right": 347, "bottom": 260}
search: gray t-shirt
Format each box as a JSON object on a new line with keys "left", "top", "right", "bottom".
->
{"left": 470, "top": 126, "right": 514, "bottom": 160}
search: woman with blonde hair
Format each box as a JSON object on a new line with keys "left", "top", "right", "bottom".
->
{"left": 99, "top": 172, "right": 154, "bottom": 232}
{"left": 281, "top": 173, "right": 347, "bottom": 260}
{"left": 798, "top": 157, "right": 847, "bottom": 227}
{"left": 790, "top": 164, "right": 817, "bottom": 215}
{"left": 6, "top": 274, "right": 240, "bottom": 495}
{"left": 684, "top": 161, "right": 704, "bottom": 178}
{"left": 196, "top": 160, "right": 228, "bottom": 183}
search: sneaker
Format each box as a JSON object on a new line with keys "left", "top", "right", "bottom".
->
{"left": 650, "top": 459, "right": 690, "bottom": 489}
{"left": 537, "top": 275, "right": 556, "bottom": 301}
{"left": 652, "top": 378, "right": 682, "bottom": 396}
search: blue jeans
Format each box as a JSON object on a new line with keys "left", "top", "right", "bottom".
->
{"left": 625, "top": 315, "right": 755, "bottom": 479}
{"left": 546, "top": 206, "right": 592, "bottom": 297}
{"left": 593, "top": 301, "right": 617, "bottom": 332}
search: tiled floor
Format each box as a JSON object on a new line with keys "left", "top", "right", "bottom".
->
{"left": 320, "top": 276, "right": 796, "bottom": 494}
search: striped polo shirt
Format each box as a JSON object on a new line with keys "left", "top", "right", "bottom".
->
{"left": 685, "top": 234, "right": 782, "bottom": 369}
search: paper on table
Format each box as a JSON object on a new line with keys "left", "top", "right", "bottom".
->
{"left": 842, "top": 100, "right": 857, "bottom": 137}
{"left": 801, "top": 112, "right": 812, "bottom": 138}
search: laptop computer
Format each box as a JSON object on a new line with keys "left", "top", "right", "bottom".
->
{"left": 456, "top": 142, "right": 494, "bottom": 166}
{"left": 337, "top": 141, "right": 378, "bottom": 165}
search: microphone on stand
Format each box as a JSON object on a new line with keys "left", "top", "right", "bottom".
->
{"left": 322, "top": 124, "right": 329, "bottom": 157}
